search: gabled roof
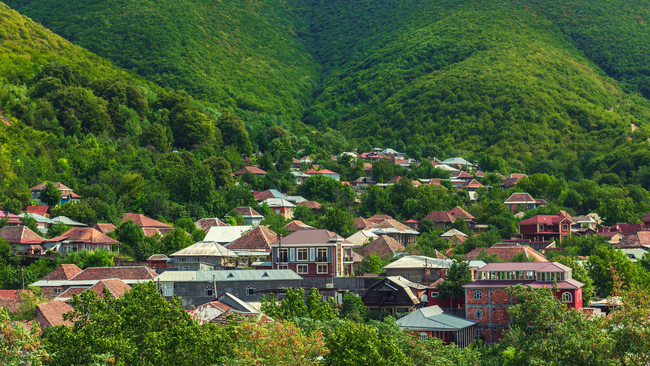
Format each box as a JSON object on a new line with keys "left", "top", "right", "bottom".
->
{"left": 92, "top": 223, "right": 116, "bottom": 235}
{"left": 204, "top": 225, "right": 253, "bottom": 244}
{"left": 441, "top": 157, "right": 473, "bottom": 166}
{"left": 518, "top": 214, "right": 571, "bottom": 226}
{"left": 504, "top": 193, "right": 537, "bottom": 204}
{"left": 345, "top": 230, "right": 379, "bottom": 247}
{"left": 170, "top": 241, "right": 237, "bottom": 257}
{"left": 368, "top": 276, "right": 427, "bottom": 304}
{"left": 31, "top": 182, "right": 74, "bottom": 191}
{"left": 642, "top": 212, "right": 650, "bottom": 224}
{"left": 451, "top": 171, "right": 473, "bottom": 179}
{"left": 0, "top": 290, "right": 28, "bottom": 313}
{"left": 366, "top": 219, "right": 419, "bottom": 235}
{"left": 254, "top": 189, "right": 288, "bottom": 201}
{"left": 188, "top": 300, "right": 236, "bottom": 325}
{"left": 157, "top": 269, "right": 302, "bottom": 282}
{"left": 501, "top": 174, "right": 527, "bottom": 188}
{"left": 383, "top": 256, "right": 453, "bottom": 269}
{"left": 422, "top": 211, "right": 455, "bottom": 223}
{"left": 270, "top": 229, "right": 352, "bottom": 246}
{"left": 35, "top": 300, "right": 74, "bottom": 327}
{"left": 227, "top": 226, "right": 277, "bottom": 251}
{"left": 459, "top": 179, "right": 484, "bottom": 189}
{"left": 43, "top": 228, "right": 120, "bottom": 245}
{"left": 353, "top": 217, "right": 372, "bottom": 230}
{"left": 210, "top": 311, "right": 274, "bottom": 325}
{"left": 284, "top": 220, "right": 315, "bottom": 233}
{"left": 397, "top": 306, "right": 477, "bottom": 331}
{"left": 616, "top": 231, "right": 650, "bottom": 248}
{"left": 387, "top": 176, "right": 402, "bottom": 184}
{"left": 608, "top": 223, "right": 645, "bottom": 235}
{"left": 147, "top": 254, "right": 169, "bottom": 261}
{"left": 19, "top": 212, "right": 53, "bottom": 223}
{"left": 86, "top": 279, "right": 131, "bottom": 298}
{"left": 41, "top": 264, "right": 83, "bottom": 281}
{"left": 231, "top": 207, "right": 264, "bottom": 217}
{"left": 369, "top": 214, "right": 393, "bottom": 221}
{"left": 296, "top": 201, "right": 322, "bottom": 209}
{"left": 440, "top": 229, "right": 468, "bottom": 238}
{"left": 26, "top": 206, "right": 50, "bottom": 216}
{"left": 233, "top": 166, "right": 267, "bottom": 176}
{"left": 51, "top": 216, "right": 87, "bottom": 227}
{"left": 0, "top": 226, "right": 45, "bottom": 244}
{"left": 194, "top": 218, "right": 229, "bottom": 233}
{"left": 463, "top": 243, "right": 547, "bottom": 262}
{"left": 69, "top": 266, "right": 158, "bottom": 281}
{"left": 476, "top": 261, "right": 570, "bottom": 272}
{"left": 357, "top": 235, "right": 404, "bottom": 258}
{"left": 122, "top": 213, "right": 171, "bottom": 229}
{"left": 261, "top": 198, "right": 295, "bottom": 208}
{"left": 475, "top": 171, "right": 486, "bottom": 178}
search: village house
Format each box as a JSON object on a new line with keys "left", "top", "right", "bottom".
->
{"left": 500, "top": 173, "right": 527, "bottom": 190}
{"left": 226, "top": 225, "right": 277, "bottom": 265}
{"left": 422, "top": 206, "right": 477, "bottom": 231}
{"left": 503, "top": 193, "right": 547, "bottom": 214}
{"left": 254, "top": 189, "right": 288, "bottom": 201}
{"left": 345, "top": 230, "right": 378, "bottom": 248}
{"left": 43, "top": 227, "right": 119, "bottom": 255}
{"left": 356, "top": 235, "right": 404, "bottom": 258}
{"left": 204, "top": 225, "right": 253, "bottom": 245}
{"left": 51, "top": 216, "right": 86, "bottom": 227}
{"left": 147, "top": 254, "right": 171, "bottom": 269}
{"left": 34, "top": 300, "right": 74, "bottom": 328}
{"left": 305, "top": 168, "right": 340, "bottom": 181}
{"left": 30, "top": 182, "right": 81, "bottom": 205}
{"left": 25, "top": 206, "right": 51, "bottom": 218}
{"left": 364, "top": 219, "right": 419, "bottom": 245}
{"left": 233, "top": 166, "right": 267, "bottom": 177}
{"left": 441, "top": 157, "right": 474, "bottom": 169}
{"left": 1, "top": 210, "right": 24, "bottom": 226}
{"left": 122, "top": 213, "right": 172, "bottom": 236}
{"left": 464, "top": 262, "right": 583, "bottom": 344}
{"left": 54, "top": 278, "right": 131, "bottom": 302}
{"left": 363, "top": 276, "right": 428, "bottom": 314}
{"left": 518, "top": 212, "right": 573, "bottom": 242}
{"left": 156, "top": 269, "right": 302, "bottom": 309}
{"left": 463, "top": 243, "right": 548, "bottom": 262}
{"left": 270, "top": 229, "right": 354, "bottom": 278}
{"left": 229, "top": 207, "right": 265, "bottom": 226}
{"left": 292, "top": 171, "right": 310, "bottom": 185}
{"left": 92, "top": 223, "right": 116, "bottom": 235}
{"left": 19, "top": 212, "right": 54, "bottom": 233}
{"left": 284, "top": 220, "right": 315, "bottom": 233}
{"left": 397, "top": 306, "right": 477, "bottom": 348}
{"left": 571, "top": 215, "right": 597, "bottom": 230}
{"left": 187, "top": 292, "right": 260, "bottom": 324}
{"left": 382, "top": 256, "right": 453, "bottom": 284}
{"left": 296, "top": 200, "right": 322, "bottom": 210}
{"left": 194, "top": 218, "right": 229, "bottom": 233}
{"left": 261, "top": 198, "right": 295, "bottom": 219}
{"left": 169, "top": 240, "right": 237, "bottom": 271}
{"left": 0, "top": 226, "right": 46, "bottom": 255}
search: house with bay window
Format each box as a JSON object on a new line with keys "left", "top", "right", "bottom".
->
{"left": 463, "top": 262, "right": 583, "bottom": 345}
{"left": 270, "top": 229, "right": 354, "bottom": 277}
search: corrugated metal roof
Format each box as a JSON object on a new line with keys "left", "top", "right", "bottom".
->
{"left": 156, "top": 269, "right": 302, "bottom": 282}
{"left": 31, "top": 278, "right": 153, "bottom": 287}
{"left": 170, "top": 241, "right": 237, "bottom": 257}
{"left": 397, "top": 306, "right": 477, "bottom": 331}
{"left": 19, "top": 213, "right": 54, "bottom": 223}
{"left": 262, "top": 198, "right": 295, "bottom": 207}
{"left": 51, "top": 216, "right": 87, "bottom": 227}
{"left": 204, "top": 226, "right": 252, "bottom": 244}
{"left": 383, "top": 256, "right": 453, "bottom": 269}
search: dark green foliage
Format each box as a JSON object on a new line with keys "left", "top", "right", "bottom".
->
{"left": 436, "top": 260, "right": 472, "bottom": 300}
{"left": 339, "top": 292, "right": 367, "bottom": 322}
{"left": 38, "top": 182, "right": 61, "bottom": 207}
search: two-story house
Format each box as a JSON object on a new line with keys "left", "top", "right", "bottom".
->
{"left": 503, "top": 193, "right": 547, "bottom": 214}
{"left": 30, "top": 182, "right": 81, "bottom": 205}
{"left": 518, "top": 213, "right": 572, "bottom": 242}
{"left": 270, "top": 229, "right": 354, "bottom": 277}
{"left": 363, "top": 276, "right": 428, "bottom": 314}
{"left": 464, "top": 262, "right": 583, "bottom": 344}
{"left": 261, "top": 198, "right": 295, "bottom": 219}
{"left": 169, "top": 240, "right": 238, "bottom": 271}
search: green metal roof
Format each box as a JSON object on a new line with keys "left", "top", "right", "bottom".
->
{"left": 396, "top": 306, "right": 477, "bottom": 331}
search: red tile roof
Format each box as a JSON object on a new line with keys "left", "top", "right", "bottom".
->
{"left": 284, "top": 220, "right": 316, "bottom": 233}
{"left": 356, "top": 235, "right": 404, "bottom": 257}
{"left": 86, "top": 279, "right": 131, "bottom": 298}
{"left": 31, "top": 182, "right": 74, "bottom": 191}
{"left": 44, "top": 227, "right": 120, "bottom": 245}
{"left": 227, "top": 226, "right": 277, "bottom": 251}
{"left": 70, "top": 266, "right": 158, "bottom": 281}
{"left": 296, "top": 201, "right": 322, "bottom": 209}
{"left": 448, "top": 207, "right": 475, "bottom": 220}
{"left": 0, "top": 290, "right": 28, "bottom": 313}
{"left": 369, "top": 214, "right": 393, "bottom": 221}
{"left": 616, "top": 231, "right": 650, "bottom": 248}
{"left": 147, "top": 254, "right": 169, "bottom": 261}
{"left": 41, "top": 264, "right": 83, "bottom": 281}
{"left": 353, "top": 217, "right": 372, "bottom": 230}
{"left": 451, "top": 171, "right": 473, "bottom": 179}
{"left": 504, "top": 193, "right": 537, "bottom": 204}
{"left": 459, "top": 179, "right": 484, "bottom": 189}
{"left": 501, "top": 174, "right": 527, "bottom": 188}
{"left": 26, "top": 206, "right": 50, "bottom": 216}
{"left": 35, "top": 300, "right": 74, "bottom": 327}
{"left": 187, "top": 300, "right": 236, "bottom": 324}
{"left": 463, "top": 244, "right": 547, "bottom": 262}
{"left": 270, "top": 229, "right": 352, "bottom": 246}
{"left": 195, "top": 218, "right": 229, "bottom": 232}
{"left": 643, "top": 212, "right": 650, "bottom": 224}
{"left": 232, "top": 207, "right": 263, "bottom": 216}
{"left": 518, "top": 215, "right": 570, "bottom": 225}
{"left": 387, "top": 176, "right": 402, "bottom": 184}
{"left": 0, "top": 226, "right": 45, "bottom": 244}
{"left": 475, "top": 171, "right": 486, "bottom": 178}
{"left": 423, "top": 211, "right": 455, "bottom": 223}
{"left": 122, "top": 213, "right": 171, "bottom": 229}
{"left": 92, "top": 223, "right": 116, "bottom": 235}
{"left": 366, "top": 219, "right": 414, "bottom": 233}
{"left": 608, "top": 223, "right": 644, "bottom": 235}
{"left": 233, "top": 166, "right": 267, "bottom": 176}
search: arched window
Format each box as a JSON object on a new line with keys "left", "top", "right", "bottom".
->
{"left": 474, "top": 310, "right": 483, "bottom": 319}
{"left": 246, "top": 285, "right": 256, "bottom": 296}
{"left": 419, "top": 332, "right": 428, "bottom": 341}
{"left": 562, "top": 292, "right": 572, "bottom": 303}
{"left": 474, "top": 290, "right": 482, "bottom": 300}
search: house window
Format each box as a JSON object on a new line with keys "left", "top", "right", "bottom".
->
{"left": 562, "top": 292, "right": 572, "bottom": 303}
{"left": 278, "top": 265, "right": 288, "bottom": 270}
{"left": 174, "top": 283, "right": 186, "bottom": 289}
{"left": 317, "top": 264, "right": 328, "bottom": 274}
{"left": 246, "top": 286, "right": 255, "bottom": 296}
{"left": 278, "top": 248, "right": 288, "bottom": 262}
{"left": 475, "top": 328, "right": 482, "bottom": 337}
{"left": 204, "top": 287, "right": 214, "bottom": 297}
{"left": 181, "top": 266, "right": 189, "bottom": 271}
{"left": 297, "top": 248, "right": 308, "bottom": 261}
{"left": 275, "top": 209, "right": 281, "bottom": 214}
{"left": 53, "top": 288, "right": 62, "bottom": 294}
{"left": 317, "top": 248, "right": 327, "bottom": 262}
{"left": 431, "top": 292, "right": 438, "bottom": 298}
{"left": 473, "top": 290, "right": 482, "bottom": 300}
{"left": 419, "top": 332, "right": 428, "bottom": 341}
{"left": 297, "top": 264, "right": 308, "bottom": 274}
{"left": 474, "top": 310, "right": 483, "bottom": 319}
{"left": 562, "top": 224, "right": 568, "bottom": 231}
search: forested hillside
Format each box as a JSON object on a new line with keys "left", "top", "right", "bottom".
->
{"left": 6, "top": 0, "right": 320, "bottom": 125}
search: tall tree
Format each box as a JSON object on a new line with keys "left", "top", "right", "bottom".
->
{"left": 38, "top": 182, "right": 61, "bottom": 207}
{"left": 436, "top": 260, "right": 472, "bottom": 306}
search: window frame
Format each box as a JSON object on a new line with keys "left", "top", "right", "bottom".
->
{"left": 246, "top": 285, "right": 256, "bottom": 296}
{"left": 562, "top": 292, "right": 573, "bottom": 303}
{"left": 297, "top": 248, "right": 308, "bottom": 261}
{"left": 317, "top": 248, "right": 328, "bottom": 262}
{"left": 297, "top": 264, "right": 308, "bottom": 274}
{"left": 317, "top": 264, "right": 328, "bottom": 274}
{"left": 474, "top": 309, "right": 483, "bottom": 319}
{"left": 419, "top": 332, "right": 428, "bottom": 341}
{"left": 473, "top": 290, "right": 482, "bottom": 300}
{"left": 278, "top": 264, "right": 288, "bottom": 270}
{"left": 277, "top": 248, "right": 288, "bottom": 262}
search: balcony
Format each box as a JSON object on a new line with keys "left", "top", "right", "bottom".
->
{"left": 276, "top": 256, "right": 288, "bottom": 263}
{"left": 316, "top": 256, "right": 328, "bottom": 262}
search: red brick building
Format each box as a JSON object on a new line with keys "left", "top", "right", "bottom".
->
{"left": 464, "top": 262, "right": 583, "bottom": 344}
{"left": 518, "top": 213, "right": 572, "bottom": 242}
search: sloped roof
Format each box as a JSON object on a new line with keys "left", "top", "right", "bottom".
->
{"left": 26, "top": 206, "right": 50, "bottom": 216}
{"left": 233, "top": 166, "right": 267, "bottom": 176}
{"left": 157, "top": 269, "right": 302, "bottom": 282}
{"left": 19, "top": 213, "right": 53, "bottom": 223}
{"left": 284, "top": 220, "right": 315, "bottom": 233}
{"left": 616, "top": 231, "right": 650, "bottom": 248}
{"left": 0, "top": 226, "right": 45, "bottom": 244}
{"left": 231, "top": 207, "right": 263, "bottom": 217}
{"left": 642, "top": 212, "right": 650, "bottom": 224}
{"left": 51, "top": 216, "right": 87, "bottom": 227}
{"left": 345, "top": 230, "right": 378, "bottom": 247}
{"left": 475, "top": 171, "right": 486, "bottom": 178}
{"left": 188, "top": 300, "right": 236, "bottom": 325}
{"left": 504, "top": 193, "right": 537, "bottom": 204}
{"left": 170, "top": 241, "right": 237, "bottom": 257}
{"left": 204, "top": 226, "right": 253, "bottom": 244}
{"left": 463, "top": 244, "right": 547, "bottom": 262}
{"left": 0, "top": 290, "right": 28, "bottom": 313}
{"left": 422, "top": 211, "right": 455, "bottom": 223}
{"left": 210, "top": 311, "right": 273, "bottom": 325}
{"left": 41, "top": 264, "right": 83, "bottom": 281}
{"left": 35, "top": 300, "right": 74, "bottom": 327}
{"left": 369, "top": 214, "right": 393, "bottom": 221}
{"left": 397, "top": 306, "right": 477, "bottom": 331}
{"left": 440, "top": 229, "right": 468, "bottom": 238}
{"left": 451, "top": 171, "right": 473, "bottom": 179}
{"left": 353, "top": 217, "right": 372, "bottom": 230}
{"left": 147, "top": 254, "right": 169, "bottom": 261}
{"left": 86, "top": 279, "right": 131, "bottom": 298}
{"left": 122, "top": 213, "right": 171, "bottom": 229}
{"left": 477, "top": 261, "right": 570, "bottom": 272}
{"left": 194, "top": 218, "right": 229, "bottom": 233}
{"left": 44, "top": 227, "right": 120, "bottom": 245}
{"left": 357, "top": 235, "right": 404, "bottom": 258}
{"left": 501, "top": 174, "right": 527, "bottom": 188}
{"left": 296, "top": 201, "right": 322, "bottom": 209}
{"left": 387, "top": 176, "right": 402, "bottom": 184}
{"left": 608, "top": 223, "right": 644, "bottom": 235}
{"left": 366, "top": 219, "right": 419, "bottom": 235}
{"left": 54, "top": 287, "right": 87, "bottom": 301}
{"left": 31, "top": 182, "right": 74, "bottom": 191}
{"left": 262, "top": 198, "right": 295, "bottom": 208}
{"left": 383, "top": 256, "right": 453, "bottom": 269}
{"left": 92, "top": 223, "right": 116, "bottom": 235}
{"left": 441, "top": 157, "right": 473, "bottom": 166}
{"left": 69, "top": 266, "right": 158, "bottom": 281}
{"left": 254, "top": 189, "right": 288, "bottom": 201}
{"left": 270, "top": 229, "right": 352, "bottom": 246}
{"left": 459, "top": 179, "right": 484, "bottom": 189}
{"left": 227, "top": 226, "right": 277, "bottom": 251}
{"left": 518, "top": 215, "right": 570, "bottom": 225}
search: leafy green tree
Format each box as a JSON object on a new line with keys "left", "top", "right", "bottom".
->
{"left": 45, "top": 281, "right": 228, "bottom": 365}
{"left": 169, "top": 108, "right": 220, "bottom": 150}
{"left": 218, "top": 113, "right": 252, "bottom": 156}
{"left": 339, "top": 292, "right": 367, "bottom": 322}
{"left": 357, "top": 254, "right": 389, "bottom": 275}
{"left": 372, "top": 159, "right": 394, "bottom": 183}
{"left": 316, "top": 205, "right": 355, "bottom": 237}
{"left": 112, "top": 219, "right": 145, "bottom": 259}
{"left": 588, "top": 245, "right": 641, "bottom": 297}
{"left": 160, "top": 228, "right": 193, "bottom": 255}
{"left": 48, "top": 222, "right": 71, "bottom": 238}
{"left": 38, "top": 182, "right": 61, "bottom": 207}
{"left": 554, "top": 256, "right": 595, "bottom": 305}
{"left": 299, "top": 174, "right": 355, "bottom": 206}
{"left": 50, "top": 201, "right": 97, "bottom": 225}
{"left": 202, "top": 156, "right": 234, "bottom": 188}
{"left": 306, "top": 287, "right": 338, "bottom": 321}
{"left": 140, "top": 122, "right": 172, "bottom": 152}
{"left": 20, "top": 214, "right": 41, "bottom": 234}
{"left": 0, "top": 307, "right": 49, "bottom": 365}
{"left": 62, "top": 249, "right": 114, "bottom": 269}
{"left": 358, "top": 185, "right": 394, "bottom": 218}
{"left": 174, "top": 218, "right": 205, "bottom": 242}
{"left": 510, "top": 252, "right": 535, "bottom": 262}
{"left": 436, "top": 260, "right": 472, "bottom": 305}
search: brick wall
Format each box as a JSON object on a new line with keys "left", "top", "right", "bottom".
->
{"left": 466, "top": 289, "right": 488, "bottom": 304}
{"left": 468, "top": 307, "right": 489, "bottom": 323}
{"left": 491, "top": 308, "right": 510, "bottom": 324}
{"left": 41, "top": 286, "right": 63, "bottom": 300}
{"left": 491, "top": 289, "right": 511, "bottom": 304}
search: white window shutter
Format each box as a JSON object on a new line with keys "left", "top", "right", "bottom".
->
{"left": 290, "top": 248, "right": 296, "bottom": 262}
{"left": 310, "top": 248, "right": 315, "bottom": 261}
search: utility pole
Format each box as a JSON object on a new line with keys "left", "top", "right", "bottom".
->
{"left": 21, "top": 267, "right": 25, "bottom": 290}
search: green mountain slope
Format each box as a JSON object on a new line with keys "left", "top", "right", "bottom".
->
{"left": 305, "top": 0, "right": 650, "bottom": 162}
{"left": 7, "top": 0, "right": 319, "bottom": 123}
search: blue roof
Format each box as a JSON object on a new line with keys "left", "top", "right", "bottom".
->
{"left": 396, "top": 306, "right": 477, "bottom": 331}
